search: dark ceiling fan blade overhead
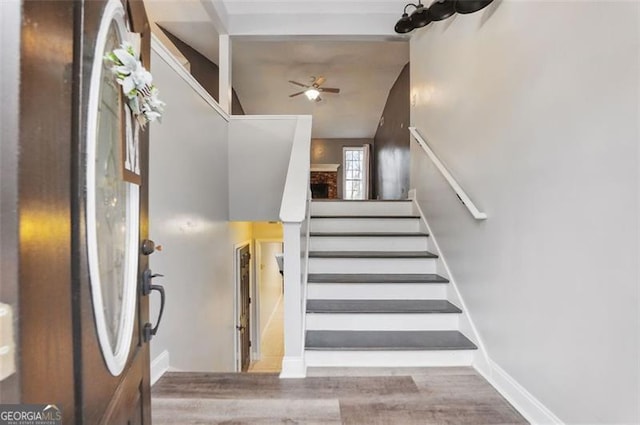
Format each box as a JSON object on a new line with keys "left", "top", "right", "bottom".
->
{"left": 320, "top": 87, "right": 340, "bottom": 94}
{"left": 314, "top": 76, "right": 326, "bottom": 86}
{"left": 288, "top": 80, "right": 308, "bottom": 88}
{"left": 289, "top": 91, "right": 306, "bottom": 98}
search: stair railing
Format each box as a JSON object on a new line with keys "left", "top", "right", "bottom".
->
{"left": 409, "top": 127, "right": 487, "bottom": 220}
{"left": 279, "top": 115, "right": 313, "bottom": 378}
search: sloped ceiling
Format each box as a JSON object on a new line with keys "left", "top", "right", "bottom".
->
{"left": 144, "top": 0, "right": 409, "bottom": 138}
{"left": 232, "top": 39, "right": 408, "bottom": 138}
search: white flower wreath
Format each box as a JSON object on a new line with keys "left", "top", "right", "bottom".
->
{"left": 104, "top": 42, "right": 165, "bottom": 127}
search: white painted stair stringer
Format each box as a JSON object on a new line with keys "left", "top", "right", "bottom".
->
{"left": 408, "top": 190, "right": 491, "bottom": 372}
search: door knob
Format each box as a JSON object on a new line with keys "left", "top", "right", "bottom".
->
{"left": 141, "top": 239, "right": 162, "bottom": 255}
{"left": 236, "top": 325, "right": 246, "bottom": 331}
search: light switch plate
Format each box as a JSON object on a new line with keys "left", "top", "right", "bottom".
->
{"left": 0, "top": 303, "right": 16, "bottom": 381}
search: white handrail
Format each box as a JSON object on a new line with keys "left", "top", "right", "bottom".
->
{"left": 279, "top": 116, "right": 313, "bottom": 223}
{"left": 409, "top": 127, "right": 487, "bottom": 220}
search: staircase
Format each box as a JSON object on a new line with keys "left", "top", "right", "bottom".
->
{"left": 304, "top": 199, "right": 478, "bottom": 367}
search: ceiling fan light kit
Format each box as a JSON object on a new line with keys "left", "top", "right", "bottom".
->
{"left": 304, "top": 88, "right": 320, "bottom": 101}
{"left": 394, "top": 0, "right": 494, "bottom": 34}
{"left": 288, "top": 76, "right": 341, "bottom": 102}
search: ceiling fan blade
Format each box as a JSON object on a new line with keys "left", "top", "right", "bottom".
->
{"left": 289, "top": 91, "right": 306, "bottom": 98}
{"left": 320, "top": 87, "right": 340, "bottom": 94}
{"left": 288, "top": 80, "right": 308, "bottom": 88}
{"left": 315, "top": 76, "right": 326, "bottom": 86}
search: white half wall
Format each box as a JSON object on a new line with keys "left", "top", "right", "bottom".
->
{"left": 148, "top": 45, "right": 252, "bottom": 372}
{"left": 410, "top": 2, "right": 639, "bottom": 424}
{"left": 228, "top": 117, "right": 298, "bottom": 221}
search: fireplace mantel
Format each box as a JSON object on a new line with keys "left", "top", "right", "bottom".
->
{"left": 310, "top": 163, "right": 340, "bottom": 173}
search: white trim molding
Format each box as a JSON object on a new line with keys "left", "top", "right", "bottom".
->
{"left": 150, "top": 350, "right": 170, "bottom": 386}
{"left": 280, "top": 356, "right": 306, "bottom": 378}
{"left": 151, "top": 33, "right": 230, "bottom": 122}
{"left": 311, "top": 163, "right": 340, "bottom": 172}
{"left": 475, "top": 359, "right": 564, "bottom": 425}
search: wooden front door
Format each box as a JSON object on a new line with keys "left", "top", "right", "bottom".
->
{"left": 238, "top": 246, "right": 251, "bottom": 372}
{"left": 77, "top": 1, "right": 154, "bottom": 423}
{"left": 18, "top": 1, "right": 155, "bottom": 424}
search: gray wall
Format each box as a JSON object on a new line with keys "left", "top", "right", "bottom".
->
{"left": 228, "top": 118, "right": 296, "bottom": 221}
{"left": 159, "top": 26, "right": 245, "bottom": 115}
{"left": 311, "top": 138, "right": 373, "bottom": 199}
{"left": 149, "top": 48, "right": 252, "bottom": 372}
{"left": 410, "top": 3, "right": 639, "bottom": 424}
{"left": 374, "top": 63, "right": 410, "bottom": 200}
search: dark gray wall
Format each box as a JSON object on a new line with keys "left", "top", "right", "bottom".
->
{"left": 311, "top": 138, "right": 373, "bottom": 199}
{"left": 374, "top": 62, "right": 410, "bottom": 199}
{"left": 159, "top": 27, "right": 245, "bottom": 115}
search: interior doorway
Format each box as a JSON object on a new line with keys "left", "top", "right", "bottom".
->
{"left": 235, "top": 244, "right": 252, "bottom": 372}
{"left": 249, "top": 240, "right": 284, "bottom": 373}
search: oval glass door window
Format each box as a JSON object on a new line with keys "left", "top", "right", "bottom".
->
{"left": 86, "top": 0, "right": 140, "bottom": 376}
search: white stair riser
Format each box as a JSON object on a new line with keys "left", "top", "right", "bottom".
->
{"left": 310, "top": 218, "right": 421, "bottom": 233}
{"left": 306, "top": 313, "right": 459, "bottom": 331}
{"left": 307, "top": 283, "right": 448, "bottom": 300}
{"left": 311, "top": 201, "right": 413, "bottom": 216}
{"left": 310, "top": 236, "right": 428, "bottom": 252}
{"left": 308, "top": 257, "right": 436, "bottom": 274}
{"left": 304, "top": 350, "right": 475, "bottom": 368}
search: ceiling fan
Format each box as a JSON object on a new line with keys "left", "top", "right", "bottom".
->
{"left": 288, "top": 76, "right": 340, "bottom": 102}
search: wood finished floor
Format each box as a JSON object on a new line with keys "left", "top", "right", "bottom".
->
{"left": 152, "top": 367, "right": 528, "bottom": 425}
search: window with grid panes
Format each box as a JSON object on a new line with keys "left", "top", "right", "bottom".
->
{"left": 343, "top": 147, "right": 365, "bottom": 200}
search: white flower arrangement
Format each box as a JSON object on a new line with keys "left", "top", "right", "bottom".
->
{"left": 104, "top": 42, "right": 165, "bottom": 127}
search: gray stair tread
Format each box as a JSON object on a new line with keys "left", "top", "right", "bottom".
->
{"left": 309, "top": 251, "right": 437, "bottom": 259}
{"left": 311, "top": 215, "right": 420, "bottom": 219}
{"left": 310, "top": 232, "right": 429, "bottom": 237}
{"left": 308, "top": 273, "right": 449, "bottom": 284}
{"left": 307, "top": 300, "right": 462, "bottom": 314}
{"left": 306, "top": 330, "right": 477, "bottom": 351}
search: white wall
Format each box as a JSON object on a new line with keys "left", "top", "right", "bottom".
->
{"left": 258, "top": 241, "right": 283, "bottom": 339}
{"left": 228, "top": 117, "right": 297, "bottom": 221}
{"left": 149, "top": 47, "right": 253, "bottom": 372}
{"left": 410, "top": 3, "right": 639, "bottom": 424}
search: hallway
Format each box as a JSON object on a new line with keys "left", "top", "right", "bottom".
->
{"left": 249, "top": 297, "right": 284, "bottom": 373}
{"left": 151, "top": 367, "right": 527, "bottom": 424}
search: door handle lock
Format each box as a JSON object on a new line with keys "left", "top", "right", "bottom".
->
{"left": 142, "top": 269, "right": 165, "bottom": 342}
{"left": 236, "top": 325, "right": 246, "bottom": 331}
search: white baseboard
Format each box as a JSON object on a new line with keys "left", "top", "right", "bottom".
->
{"left": 475, "top": 359, "right": 563, "bottom": 425}
{"left": 279, "top": 356, "right": 306, "bottom": 378}
{"left": 150, "top": 350, "right": 170, "bottom": 386}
